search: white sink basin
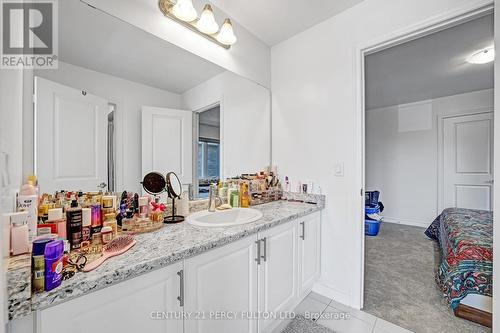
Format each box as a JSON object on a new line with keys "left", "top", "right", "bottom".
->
{"left": 187, "top": 208, "right": 263, "bottom": 227}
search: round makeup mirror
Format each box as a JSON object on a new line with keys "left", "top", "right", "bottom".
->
{"left": 166, "top": 172, "right": 182, "bottom": 198}
{"left": 164, "top": 172, "right": 185, "bottom": 224}
{"left": 141, "top": 172, "right": 167, "bottom": 195}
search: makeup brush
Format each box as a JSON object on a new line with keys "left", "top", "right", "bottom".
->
{"left": 83, "top": 235, "right": 136, "bottom": 272}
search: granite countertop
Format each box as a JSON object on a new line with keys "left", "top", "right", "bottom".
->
{"left": 8, "top": 195, "right": 325, "bottom": 320}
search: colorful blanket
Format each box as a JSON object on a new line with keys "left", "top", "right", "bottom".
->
{"left": 425, "top": 208, "right": 493, "bottom": 309}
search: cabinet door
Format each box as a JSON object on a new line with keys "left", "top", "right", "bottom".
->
{"left": 298, "top": 212, "right": 321, "bottom": 297}
{"left": 39, "top": 262, "right": 184, "bottom": 333}
{"left": 258, "top": 222, "right": 298, "bottom": 333}
{"left": 184, "top": 236, "right": 259, "bottom": 333}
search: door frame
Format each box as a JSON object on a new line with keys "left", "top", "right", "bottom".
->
{"left": 192, "top": 99, "right": 224, "bottom": 198}
{"left": 354, "top": 1, "right": 494, "bottom": 309}
{"left": 437, "top": 109, "right": 494, "bottom": 212}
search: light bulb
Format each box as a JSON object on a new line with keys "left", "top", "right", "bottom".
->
{"left": 467, "top": 46, "right": 495, "bottom": 64}
{"left": 216, "top": 18, "right": 237, "bottom": 45}
{"left": 197, "top": 4, "right": 219, "bottom": 34}
{"left": 171, "top": 0, "right": 197, "bottom": 22}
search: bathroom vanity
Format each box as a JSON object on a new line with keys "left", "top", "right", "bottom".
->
{"left": 9, "top": 199, "right": 323, "bottom": 333}
{"left": 4, "top": 1, "right": 324, "bottom": 332}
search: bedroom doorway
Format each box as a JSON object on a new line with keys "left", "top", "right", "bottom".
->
{"left": 360, "top": 8, "right": 494, "bottom": 333}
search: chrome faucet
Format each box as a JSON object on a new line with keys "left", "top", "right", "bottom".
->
{"left": 208, "top": 183, "right": 222, "bottom": 212}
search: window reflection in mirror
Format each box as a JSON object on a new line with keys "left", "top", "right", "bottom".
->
{"left": 194, "top": 105, "right": 220, "bottom": 199}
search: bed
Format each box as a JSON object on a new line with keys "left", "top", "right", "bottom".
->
{"left": 425, "top": 208, "right": 493, "bottom": 327}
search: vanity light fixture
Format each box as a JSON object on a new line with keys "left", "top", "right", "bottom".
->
{"left": 159, "top": 0, "right": 237, "bottom": 49}
{"left": 197, "top": 4, "right": 219, "bottom": 34}
{"left": 467, "top": 46, "right": 495, "bottom": 64}
{"left": 216, "top": 18, "right": 237, "bottom": 45}
{"left": 171, "top": 0, "right": 197, "bottom": 22}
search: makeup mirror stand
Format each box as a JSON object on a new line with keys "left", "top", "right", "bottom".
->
{"left": 164, "top": 196, "right": 184, "bottom": 224}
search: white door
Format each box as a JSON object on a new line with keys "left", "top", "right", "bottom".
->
{"left": 258, "top": 222, "right": 298, "bottom": 333}
{"left": 442, "top": 112, "right": 494, "bottom": 211}
{"left": 39, "top": 262, "right": 184, "bottom": 333}
{"left": 298, "top": 212, "right": 321, "bottom": 298}
{"left": 184, "top": 236, "right": 258, "bottom": 333}
{"left": 142, "top": 107, "right": 193, "bottom": 185}
{"left": 35, "top": 77, "right": 109, "bottom": 193}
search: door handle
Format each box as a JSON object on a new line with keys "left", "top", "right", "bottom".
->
{"left": 485, "top": 180, "right": 494, "bottom": 184}
{"left": 300, "top": 222, "right": 305, "bottom": 240}
{"left": 177, "top": 270, "right": 184, "bottom": 307}
{"left": 261, "top": 237, "right": 267, "bottom": 262}
{"left": 255, "top": 239, "right": 261, "bottom": 265}
{"left": 97, "top": 182, "right": 107, "bottom": 189}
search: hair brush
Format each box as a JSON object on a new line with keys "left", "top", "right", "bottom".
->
{"left": 83, "top": 235, "right": 136, "bottom": 272}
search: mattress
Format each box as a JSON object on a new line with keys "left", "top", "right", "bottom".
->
{"left": 425, "top": 208, "right": 493, "bottom": 309}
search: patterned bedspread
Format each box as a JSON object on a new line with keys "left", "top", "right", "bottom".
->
{"left": 425, "top": 208, "right": 493, "bottom": 309}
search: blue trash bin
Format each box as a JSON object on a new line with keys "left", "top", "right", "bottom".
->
{"left": 365, "top": 219, "right": 381, "bottom": 236}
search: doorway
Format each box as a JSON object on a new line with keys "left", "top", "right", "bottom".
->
{"left": 193, "top": 104, "right": 221, "bottom": 199}
{"left": 358, "top": 6, "right": 495, "bottom": 333}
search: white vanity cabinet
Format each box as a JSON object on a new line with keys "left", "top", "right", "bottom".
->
{"left": 32, "top": 211, "right": 321, "bottom": 333}
{"left": 37, "top": 261, "right": 184, "bottom": 333}
{"left": 184, "top": 235, "right": 259, "bottom": 333}
{"left": 183, "top": 211, "right": 321, "bottom": 333}
{"left": 257, "top": 221, "right": 299, "bottom": 333}
{"left": 298, "top": 212, "right": 321, "bottom": 298}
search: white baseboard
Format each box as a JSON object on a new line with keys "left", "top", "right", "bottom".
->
{"left": 312, "top": 281, "right": 352, "bottom": 308}
{"left": 383, "top": 216, "right": 430, "bottom": 228}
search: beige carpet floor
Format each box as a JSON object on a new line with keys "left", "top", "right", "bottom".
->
{"left": 363, "top": 222, "right": 491, "bottom": 333}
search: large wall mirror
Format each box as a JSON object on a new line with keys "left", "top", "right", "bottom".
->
{"left": 25, "top": 0, "right": 271, "bottom": 199}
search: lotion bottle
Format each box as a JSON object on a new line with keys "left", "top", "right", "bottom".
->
{"left": 230, "top": 185, "right": 240, "bottom": 208}
{"left": 10, "top": 212, "right": 29, "bottom": 256}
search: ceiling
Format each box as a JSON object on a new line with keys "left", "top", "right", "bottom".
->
{"left": 210, "top": 0, "right": 364, "bottom": 46}
{"left": 365, "top": 14, "right": 494, "bottom": 110}
{"left": 59, "top": 0, "right": 225, "bottom": 94}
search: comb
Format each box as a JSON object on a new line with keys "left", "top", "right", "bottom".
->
{"left": 83, "top": 235, "right": 136, "bottom": 272}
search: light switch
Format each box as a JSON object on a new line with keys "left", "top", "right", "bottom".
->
{"left": 334, "top": 163, "right": 344, "bottom": 177}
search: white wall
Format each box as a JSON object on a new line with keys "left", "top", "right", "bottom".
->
{"left": 0, "top": 70, "right": 23, "bottom": 208}
{"left": 84, "top": 0, "right": 271, "bottom": 88}
{"left": 182, "top": 71, "right": 270, "bottom": 177}
{"left": 0, "top": 69, "right": 24, "bottom": 333}
{"left": 366, "top": 89, "right": 493, "bottom": 227}
{"left": 31, "top": 61, "right": 183, "bottom": 193}
{"left": 493, "top": 0, "right": 499, "bottom": 330}
{"left": 271, "top": 0, "right": 493, "bottom": 308}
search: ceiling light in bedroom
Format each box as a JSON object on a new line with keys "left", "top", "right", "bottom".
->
{"left": 467, "top": 46, "right": 495, "bottom": 64}
{"left": 197, "top": 4, "right": 219, "bottom": 35}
